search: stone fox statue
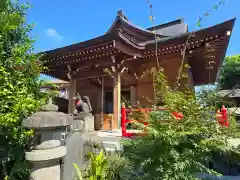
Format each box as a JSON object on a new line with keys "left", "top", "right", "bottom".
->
{"left": 83, "top": 96, "right": 92, "bottom": 112}
{"left": 74, "top": 94, "right": 92, "bottom": 114}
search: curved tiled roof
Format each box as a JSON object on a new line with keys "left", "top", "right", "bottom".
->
{"left": 106, "top": 10, "right": 167, "bottom": 39}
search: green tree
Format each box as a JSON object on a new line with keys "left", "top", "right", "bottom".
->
{"left": 218, "top": 55, "right": 240, "bottom": 89}
{"left": 0, "top": 0, "right": 45, "bottom": 179}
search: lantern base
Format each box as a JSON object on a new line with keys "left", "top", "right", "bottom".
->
{"left": 29, "top": 159, "right": 61, "bottom": 180}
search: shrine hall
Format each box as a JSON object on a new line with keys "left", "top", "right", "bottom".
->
{"left": 41, "top": 10, "right": 235, "bottom": 130}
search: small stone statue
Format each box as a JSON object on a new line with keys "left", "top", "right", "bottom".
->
{"left": 72, "top": 94, "right": 94, "bottom": 132}
{"left": 74, "top": 94, "right": 92, "bottom": 115}
{"left": 83, "top": 96, "right": 92, "bottom": 112}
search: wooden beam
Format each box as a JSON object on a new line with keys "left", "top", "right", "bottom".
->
{"left": 71, "top": 68, "right": 106, "bottom": 79}
{"left": 45, "top": 57, "right": 114, "bottom": 74}
{"left": 87, "top": 78, "right": 102, "bottom": 89}
{"left": 68, "top": 79, "right": 76, "bottom": 114}
{"left": 72, "top": 58, "right": 113, "bottom": 71}
{"left": 43, "top": 41, "right": 116, "bottom": 65}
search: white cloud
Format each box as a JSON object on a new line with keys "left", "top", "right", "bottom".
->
{"left": 44, "top": 28, "right": 63, "bottom": 40}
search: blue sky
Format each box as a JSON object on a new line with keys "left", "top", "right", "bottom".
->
{"left": 26, "top": 0, "right": 240, "bottom": 80}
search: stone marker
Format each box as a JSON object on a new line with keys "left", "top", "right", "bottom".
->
{"left": 72, "top": 113, "right": 94, "bottom": 132}
{"left": 22, "top": 99, "right": 73, "bottom": 180}
{"left": 62, "top": 131, "right": 98, "bottom": 180}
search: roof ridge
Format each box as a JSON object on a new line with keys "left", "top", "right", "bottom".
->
{"left": 117, "top": 10, "right": 128, "bottom": 21}
{"left": 106, "top": 10, "right": 167, "bottom": 37}
{"left": 147, "top": 18, "right": 184, "bottom": 31}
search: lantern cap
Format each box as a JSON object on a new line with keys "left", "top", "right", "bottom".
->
{"left": 22, "top": 99, "right": 73, "bottom": 130}
{"left": 41, "top": 98, "right": 59, "bottom": 112}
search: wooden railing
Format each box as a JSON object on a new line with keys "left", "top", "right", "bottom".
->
{"left": 121, "top": 105, "right": 184, "bottom": 137}
{"left": 121, "top": 105, "right": 229, "bottom": 137}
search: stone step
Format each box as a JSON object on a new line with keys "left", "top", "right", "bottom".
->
{"left": 97, "top": 131, "right": 122, "bottom": 137}
{"left": 94, "top": 136, "right": 122, "bottom": 143}
{"left": 93, "top": 131, "right": 130, "bottom": 151}
{"left": 101, "top": 141, "right": 121, "bottom": 150}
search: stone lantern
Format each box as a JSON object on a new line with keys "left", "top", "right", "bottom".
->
{"left": 22, "top": 99, "right": 73, "bottom": 180}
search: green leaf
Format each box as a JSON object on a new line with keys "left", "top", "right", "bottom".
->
{"left": 213, "top": 5, "right": 219, "bottom": 10}
{"left": 196, "top": 21, "right": 201, "bottom": 27}
{"left": 73, "top": 163, "right": 83, "bottom": 180}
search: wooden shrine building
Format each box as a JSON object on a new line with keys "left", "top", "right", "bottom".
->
{"left": 41, "top": 10, "right": 235, "bottom": 130}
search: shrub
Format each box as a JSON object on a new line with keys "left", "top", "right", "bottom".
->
{"left": 0, "top": 0, "right": 46, "bottom": 179}
{"left": 122, "top": 72, "right": 240, "bottom": 180}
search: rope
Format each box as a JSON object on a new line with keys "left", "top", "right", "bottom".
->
{"left": 152, "top": 71, "right": 156, "bottom": 104}
{"left": 101, "top": 76, "right": 104, "bottom": 125}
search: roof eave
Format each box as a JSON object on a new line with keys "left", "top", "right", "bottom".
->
{"left": 145, "top": 18, "right": 236, "bottom": 47}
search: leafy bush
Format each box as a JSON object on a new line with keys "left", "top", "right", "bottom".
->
{"left": 73, "top": 149, "right": 130, "bottom": 180}
{"left": 122, "top": 72, "right": 240, "bottom": 180}
{"left": 0, "top": 0, "right": 46, "bottom": 179}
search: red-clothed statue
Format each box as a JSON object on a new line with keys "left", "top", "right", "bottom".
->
{"left": 217, "top": 105, "right": 229, "bottom": 127}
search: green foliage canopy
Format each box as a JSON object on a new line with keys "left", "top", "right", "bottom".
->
{"left": 219, "top": 55, "right": 240, "bottom": 89}
{"left": 0, "top": 0, "right": 45, "bottom": 179}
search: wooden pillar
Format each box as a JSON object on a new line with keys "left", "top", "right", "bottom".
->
{"left": 113, "top": 72, "right": 121, "bottom": 129}
{"left": 68, "top": 79, "right": 76, "bottom": 114}
{"left": 188, "top": 68, "right": 195, "bottom": 91}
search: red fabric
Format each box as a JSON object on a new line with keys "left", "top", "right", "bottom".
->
{"left": 217, "top": 106, "right": 229, "bottom": 127}
{"left": 121, "top": 106, "right": 127, "bottom": 135}
{"left": 172, "top": 112, "right": 184, "bottom": 120}
{"left": 76, "top": 100, "right": 81, "bottom": 105}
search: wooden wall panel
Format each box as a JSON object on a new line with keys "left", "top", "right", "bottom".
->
{"left": 136, "top": 83, "right": 154, "bottom": 107}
